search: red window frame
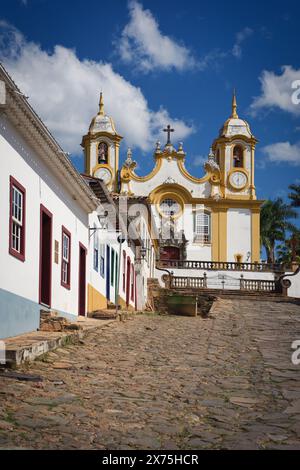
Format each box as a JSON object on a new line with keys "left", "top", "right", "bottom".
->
{"left": 61, "top": 226, "right": 71, "bottom": 290}
{"left": 122, "top": 250, "right": 126, "bottom": 292}
{"left": 130, "top": 264, "right": 134, "bottom": 301}
{"left": 9, "top": 176, "right": 26, "bottom": 262}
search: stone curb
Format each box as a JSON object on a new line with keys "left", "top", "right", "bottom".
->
{"left": 2, "top": 319, "right": 116, "bottom": 368}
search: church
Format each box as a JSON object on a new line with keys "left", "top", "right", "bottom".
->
{"left": 83, "top": 91, "right": 262, "bottom": 265}
{"left": 0, "top": 61, "right": 299, "bottom": 342}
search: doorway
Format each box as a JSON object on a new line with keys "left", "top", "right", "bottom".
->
{"left": 39, "top": 205, "right": 53, "bottom": 307}
{"left": 126, "top": 257, "right": 131, "bottom": 307}
{"left": 106, "top": 245, "right": 110, "bottom": 301}
{"left": 78, "top": 243, "right": 87, "bottom": 316}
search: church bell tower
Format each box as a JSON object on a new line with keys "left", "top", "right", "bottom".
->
{"left": 81, "top": 93, "right": 122, "bottom": 191}
{"left": 212, "top": 91, "right": 258, "bottom": 200}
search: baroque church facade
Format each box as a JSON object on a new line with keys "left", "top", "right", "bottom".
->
{"left": 83, "top": 92, "right": 262, "bottom": 265}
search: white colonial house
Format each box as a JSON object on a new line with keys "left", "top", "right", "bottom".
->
{"left": 0, "top": 64, "right": 151, "bottom": 340}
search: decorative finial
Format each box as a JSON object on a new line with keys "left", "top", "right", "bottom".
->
{"left": 155, "top": 140, "right": 161, "bottom": 152}
{"left": 208, "top": 147, "right": 215, "bottom": 159}
{"left": 126, "top": 147, "right": 132, "bottom": 160}
{"left": 124, "top": 147, "right": 134, "bottom": 168}
{"left": 99, "top": 92, "right": 105, "bottom": 116}
{"left": 231, "top": 89, "right": 238, "bottom": 119}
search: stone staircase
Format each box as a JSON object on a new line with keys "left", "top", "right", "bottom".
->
{"left": 147, "top": 278, "right": 297, "bottom": 317}
{"left": 89, "top": 303, "right": 136, "bottom": 321}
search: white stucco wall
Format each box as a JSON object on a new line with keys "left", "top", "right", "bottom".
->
{"left": 287, "top": 270, "right": 300, "bottom": 298}
{"left": 129, "top": 158, "right": 211, "bottom": 199}
{"left": 0, "top": 115, "right": 89, "bottom": 317}
{"left": 227, "top": 208, "right": 251, "bottom": 262}
{"left": 87, "top": 211, "right": 136, "bottom": 309}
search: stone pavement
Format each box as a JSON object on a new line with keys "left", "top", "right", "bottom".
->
{"left": 0, "top": 298, "right": 300, "bottom": 450}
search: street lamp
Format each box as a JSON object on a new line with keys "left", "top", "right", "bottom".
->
{"left": 88, "top": 211, "right": 109, "bottom": 237}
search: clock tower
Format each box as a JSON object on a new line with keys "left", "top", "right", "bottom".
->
{"left": 212, "top": 91, "right": 258, "bottom": 200}
{"left": 81, "top": 93, "right": 123, "bottom": 191}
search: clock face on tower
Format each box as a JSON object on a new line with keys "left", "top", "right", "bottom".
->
{"left": 94, "top": 167, "right": 112, "bottom": 185}
{"left": 229, "top": 171, "right": 248, "bottom": 190}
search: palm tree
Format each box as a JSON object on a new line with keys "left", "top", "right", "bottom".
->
{"left": 276, "top": 229, "right": 300, "bottom": 264}
{"left": 289, "top": 184, "right": 300, "bottom": 208}
{"left": 260, "top": 198, "right": 297, "bottom": 263}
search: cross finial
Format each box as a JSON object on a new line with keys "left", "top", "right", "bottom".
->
{"left": 163, "top": 124, "right": 174, "bottom": 145}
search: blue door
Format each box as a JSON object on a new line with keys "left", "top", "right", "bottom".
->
{"left": 106, "top": 245, "right": 110, "bottom": 301}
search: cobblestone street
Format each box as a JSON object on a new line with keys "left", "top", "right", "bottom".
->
{"left": 1, "top": 298, "right": 300, "bottom": 450}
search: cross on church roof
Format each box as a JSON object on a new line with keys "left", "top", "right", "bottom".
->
{"left": 163, "top": 124, "right": 174, "bottom": 145}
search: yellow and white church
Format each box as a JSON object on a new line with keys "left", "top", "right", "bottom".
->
{"left": 81, "top": 92, "right": 262, "bottom": 264}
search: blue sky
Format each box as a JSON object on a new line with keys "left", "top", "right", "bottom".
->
{"left": 1, "top": 0, "right": 300, "bottom": 209}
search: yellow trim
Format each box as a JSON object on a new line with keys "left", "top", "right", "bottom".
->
{"left": 211, "top": 209, "right": 219, "bottom": 261}
{"left": 250, "top": 144, "right": 256, "bottom": 200}
{"left": 156, "top": 192, "right": 184, "bottom": 219}
{"left": 177, "top": 160, "right": 210, "bottom": 184}
{"left": 85, "top": 144, "right": 91, "bottom": 175}
{"left": 251, "top": 209, "right": 260, "bottom": 262}
{"left": 122, "top": 158, "right": 163, "bottom": 183}
{"left": 219, "top": 208, "right": 227, "bottom": 261}
{"left": 211, "top": 208, "right": 227, "bottom": 262}
{"left": 87, "top": 284, "right": 107, "bottom": 312}
{"left": 118, "top": 296, "right": 135, "bottom": 311}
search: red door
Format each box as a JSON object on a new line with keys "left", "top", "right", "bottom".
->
{"left": 126, "top": 257, "right": 131, "bottom": 307}
{"left": 160, "top": 246, "right": 180, "bottom": 261}
{"left": 39, "top": 205, "right": 53, "bottom": 307}
{"left": 78, "top": 243, "right": 87, "bottom": 316}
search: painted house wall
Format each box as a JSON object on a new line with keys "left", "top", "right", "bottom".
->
{"left": 87, "top": 211, "right": 136, "bottom": 312}
{"left": 287, "top": 270, "right": 300, "bottom": 298}
{"left": 0, "top": 115, "right": 89, "bottom": 338}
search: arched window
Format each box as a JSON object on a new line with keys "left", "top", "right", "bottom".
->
{"left": 194, "top": 211, "right": 211, "bottom": 244}
{"left": 98, "top": 142, "right": 108, "bottom": 164}
{"left": 216, "top": 149, "right": 220, "bottom": 166}
{"left": 233, "top": 145, "right": 244, "bottom": 168}
{"left": 159, "top": 198, "right": 181, "bottom": 217}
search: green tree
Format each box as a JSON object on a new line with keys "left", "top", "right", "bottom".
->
{"left": 260, "top": 198, "right": 297, "bottom": 263}
{"left": 289, "top": 184, "right": 300, "bottom": 208}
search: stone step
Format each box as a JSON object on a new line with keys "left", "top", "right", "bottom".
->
{"left": 90, "top": 309, "right": 118, "bottom": 320}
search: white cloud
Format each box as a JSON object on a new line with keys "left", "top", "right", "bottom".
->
{"left": 262, "top": 141, "right": 300, "bottom": 166}
{"left": 232, "top": 27, "right": 253, "bottom": 59}
{"left": 0, "top": 21, "right": 193, "bottom": 154}
{"left": 118, "top": 1, "right": 197, "bottom": 72}
{"left": 192, "top": 155, "right": 207, "bottom": 167}
{"left": 250, "top": 66, "right": 300, "bottom": 116}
